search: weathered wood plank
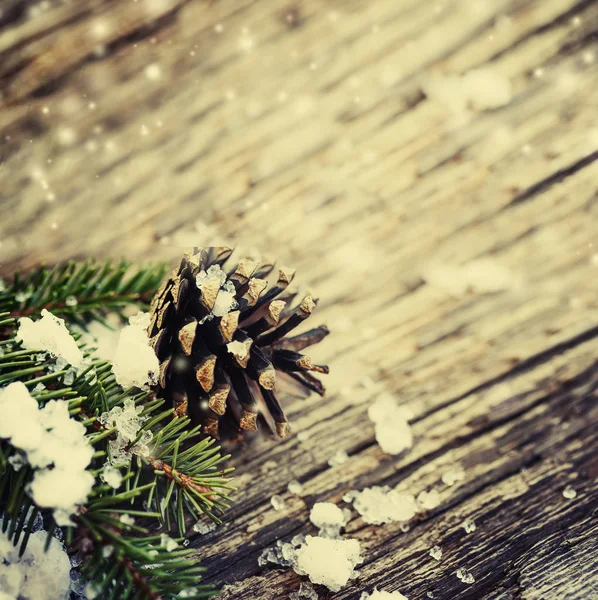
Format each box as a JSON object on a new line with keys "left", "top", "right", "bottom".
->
{"left": 0, "top": 0, "right": 597, "bottom": 598}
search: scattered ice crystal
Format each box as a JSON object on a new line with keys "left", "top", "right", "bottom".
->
{"left": 226, "top": 340, "right": 250, "bottom": 360}
{"left": 99, "top": 398, "right": 151, "bottom": 466}
{"left": 294, "top": 535, "right": 362, "bottom": 592}
{"left": 442, "top": 465, "right": 465, "bottom": 486}
{"left": 0, "top": 382, "right": 94, "bottom": 523}
{"left": 271, "top": 494, "right": 286, "bottom": 511}
{"left": 100, "top": 465, "right": 123, "bottom": 489}
{"left": 289, "top": 582, "right": 319, "bottom": 600}
{"left": 17, "top": 309, "right": 85, "bottom": 369}
{"left": 310, "top": 502, "right": 346, "bottom": 536}
{"left": 119, "top": 514, "right": 135, "bottom": 526}
{"left": 193, "top": 520, "right": 217, "bottom": 534}
{"left": 112, "top": 311, "right": 159, "bottom": 389}
{"left": 360, "top": 589, "right": 409, "bottom": 599}
{"left": 160, "top": 534, "right": 179, "bottom": 552}
{"left": 65, "top": 295, "right": 78, "bottom": 307}
{"left": 417, "top": 489, "right": 441, "bottom": 510}
{"left": 328, "top": 449, "right": 349, "bottom": 467}
{"left": 288, "top": 480, "right": 304, "bottom": 495}
{"left": 195, "top": 266, "right": 238, "bottom": 323}
{"left": 455, "top": 568, "right": 475, "bottom": 584}
{"left": 368, "top": 393, "right": 413, "bottom": 455}
{"left": 352, "top": 486, "right": 418, "bottom": 525}
{"left": 563, "top": 486, "right": 577, "bottom": 499}
{"left": 0, "top": 528, "right": 71, "bottom": 599}
{"left": 462, "top": 518, "right": 476, "bottom": 533}
{"left": 429, "top": 545, "right": 442, "bottom": 561}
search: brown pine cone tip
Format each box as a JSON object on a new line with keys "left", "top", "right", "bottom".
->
{"left": 148, "top": 247, "right": 330, "bottom": 440}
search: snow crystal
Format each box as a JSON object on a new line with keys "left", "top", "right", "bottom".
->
{"left": 65, "top": 296, "right": 78, "bottom": 307}
{"left": 351, "top": 486, "right": 418, "bottom": 525}
{"left": 258, "top": 537, "right": 302, "bottom": 568}
{"left": 462, "top": 518, "right": 476, "bottom": 533}
{"left": 360, "top": 589, "right": 409, "bottom": 600}
{"left": 442, "top": 465, "right": 465, "bottom": 486}
{"left": 8, "top": 453, "right": 26, "bottom": 471}
{"left": 119, "top": 514, "right": 135, "bottom": 526}
{"left": 289, "top": 582, "right": 319, "bottom": 600}
{"left": 455, "top": 568, "right": 475, "bottom": 584}
{"left": 0, "top": 527, "right": 71, "bottom": 600}
{"left": 563, "top": 486, "right": 577, "bottom": 499}
{"left": 196, "top": 264, "right": 227, "bottom": 288}
{"left": 99, "top": 398, "right": 151, "bottom": 466}
{"left": 112, "top": 312, "right": 159, "bottom": 389}
{"left": 429, "top": 545, "right": 442, "bottom": 561}
{"left": 328, "top": 449, "right": 349, "bottom": 467}
{"left": 368, "top": 394, "right": 413, "bottom": 455}
{"left": 226, "top": 340, "right": 249, "bottom": 360}
{"left": 213, "top": 281, "right": 238, "bottom": 317}
{"left": 17, "top": 309, "right": 84, "bottom": 369}
{"left": 294, "top": 535, "right": 362, "bottom": 592}
{"left": 417, "top": 489, "right": 441, "bottom": 510}
{"left": 310, "top": 502, "right": 346, "bottom": 537}
{"left": 192, "top": 520, "right": 217, "bottom": 534}
{"left": 271, "top": 494, "right": 286, "bottom": 511}
{"left": 0, "top": 382, "right": 94, "bottom": 524}
{"left": 100, "top": 465, "right": 123, "bottom": 489}
{"left": 160, "top": 534, "right": 179, "bottom": 552}
{"left": 288, "top": 480, "right": 304, "bottom": 495}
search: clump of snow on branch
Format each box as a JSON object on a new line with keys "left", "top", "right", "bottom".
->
{"left": 350, "top": 486, "right": 418, "bottom": 525}
{"left": 0, "top": 382, "right": 94, "bottom": 525}
{"left": 368, "top": 393, "right": 413, "bottom": 455}
{"left": 422, "top": 68, "right": 512, "bottom": 113}
{"left": 360, "top": 589, "right": 409, "bottom": 600}
{"left": 422, "top": 259, "right": 516, "bottom": 297}
{"left": 16, "top": 309, "right": 84, "bottom": 369}
{"left": 77, "top": 314, "right": 121, "bottom": 362}
{"left": 99, "top": 398, "right": 152, "bottom": 466}
{"left": 195, "top": 265, "right": 238, "bottom": 324}
{"left": 111, "top": 312, "right": 159, "bottom": 389}
{"left": 100, "top": 465, "right": 124, "bottom": 489}
{"left": 294, "top": 536, "right": 362, "bottom": 592}
{"left": 0, "top": 527, "right": 71, "bottom": 600}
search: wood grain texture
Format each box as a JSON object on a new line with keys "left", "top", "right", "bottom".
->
{"left": 1, "top": 0, "right": 597, "bottom": 598}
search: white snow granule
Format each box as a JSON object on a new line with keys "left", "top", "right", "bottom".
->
{"left": 462, "top": 518, "right": 476, "bottom": 533}
{"left": 111, "top": 312, "right": 159, "bottom": 389}
{"left": 442, "top": 465, "right": 465, "bottom": 486}
{"left": 289, "top": 582, "right": 319, "bottom": 600}
{"left": 192, "top": 520, "right": 217, "bottom": 534}
{"left": 99, "top": 398, "right": 152, "bottom": 466}
{"left": 429, "top": 545, "right": 442, "bottom": 561}
{"left": 422, "top": 68, "right": 512, "bottom": 113}
{"left": 455, "top": 568, "right": 475, "bottom": 584}
{"left": 294, "top": 535, "right": 362, "bottom": 592}
{"left": 226, "top": 340, "right": 250, "bottom": 360}
{"left": 16, "top": 309, "right": 84, "bottom": 370}
{"left": 423, "top": 259, "right": 515, "bottom": 297}
{"left": 100, "top": 465, "right": 123, "bottom": 489}
{"left": 328, "top": 449, "right": 349, "bottom": 467}
{"left": 288, "top": 480, "right": 304, "bottom": 496}
{"left": 212, "top": 281, "right": 238, "bottom": 317}
{"left": 563, "top": 486, "right": 577, "bottom": 499}
{"left": 0, "top": 528, "right": 71, "bottom": 600}
{"left": 271, "top": 495, "right": 286, "bottom": 511}
{"left": 352, "top": 486, "right": 418, "bottom": 525}
{"left": 0, "top": 382, "right": 94, "bottom": 524}
{"left": 195, "top": 266, "right": 238, "bottom": 324}
{"left": 368, "top": 394, "right": 413, "bottom": 455}
{"left": 417, "top": 489, "right": 441, "bottom": 510}
{"left": 119, "top": 514, "right": 135, "bottom": 526}
{"left": 309, "top": 502, "right": 346, "bottom": 536}
{"left": 160, "top": 534, "right": 179, "bottom": 552}
{"left": 360, "top": 589, "right": 409, "bottom": 599}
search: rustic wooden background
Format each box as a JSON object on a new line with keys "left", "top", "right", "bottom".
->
{"left": 1, "top": 0, "right": 597, "bottom": 598}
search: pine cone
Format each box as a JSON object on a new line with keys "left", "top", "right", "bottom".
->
{"left": 148, "top": 247, "right": 329, "bottom": 439}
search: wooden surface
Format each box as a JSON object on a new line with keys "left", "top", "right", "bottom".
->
{"left": 1, "top": 1, "right": 598, "bottom": 599}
